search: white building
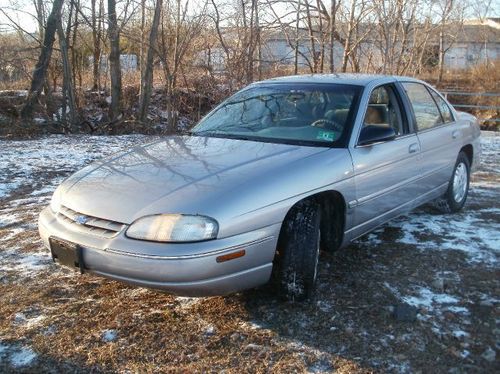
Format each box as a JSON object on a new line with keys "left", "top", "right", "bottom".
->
{"left": 444, "top": 18, "right": 500, "bottom": 69}
{"left": 88, "top": 54, "right": 138, "bottom": 72}
{"left": 197, "top": 18, "right": 500, "bottom": 73}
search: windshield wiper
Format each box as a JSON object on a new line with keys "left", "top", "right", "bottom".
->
{"left": 189, "top": 130, "right": 220, "bottom": 137}
{"left": 191, "top": 131, "right": 255, "bottom": 142}
{"left": 218, "top": 124, "right": 257, "bottom": 132}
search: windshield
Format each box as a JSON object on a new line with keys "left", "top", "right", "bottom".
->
{"left": 191, "top": 83, "right": 362, "bottom": 147}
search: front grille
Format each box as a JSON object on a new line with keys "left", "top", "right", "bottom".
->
{"left": 57, "top": 206, "right": 126, "bottom": 238}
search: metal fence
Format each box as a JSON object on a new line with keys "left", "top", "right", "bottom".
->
{"left": 441, "top": 91, "right": 500, "bottom": 124}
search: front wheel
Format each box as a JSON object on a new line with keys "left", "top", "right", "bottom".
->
{"left": 274, "top": 200, "right": 321, "bottom": 301}
{"left": 435, "top": 152, "right": 470, "bottom": 213}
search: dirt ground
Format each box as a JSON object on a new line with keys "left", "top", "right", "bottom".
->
{"left": 0, "top": 133, "right": 498, "bottom": 373}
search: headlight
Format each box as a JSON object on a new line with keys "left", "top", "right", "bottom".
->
{"left": 126, "top": 214, "right": 218, "bottom": 243}
{"left": 50, "top": 189, "right": 62, "bottom": 213}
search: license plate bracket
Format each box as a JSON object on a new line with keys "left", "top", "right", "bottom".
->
{"left": 49, "top": 237, "right": 85, "bottom": 274}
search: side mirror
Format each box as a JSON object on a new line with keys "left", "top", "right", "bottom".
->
{"left": 358, "top": 124, "right": 396, "bottom": 146}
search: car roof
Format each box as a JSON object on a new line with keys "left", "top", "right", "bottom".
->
{"left": 253, "top": 73, "right": 422, "bottom": 87}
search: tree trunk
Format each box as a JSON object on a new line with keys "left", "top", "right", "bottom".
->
{"left": 305, "top": 1, "right": 317, "bottom": 73}
{"left": 246, "top": 0, "right": 256, "bottom": 84}
{"left": 35, "top": 0, "right": 45, "bottom": 41}
{"left": 56, "top": 16, "right": 77, "bottom": 126}
{"left": 138, "top": 0, "right": 162, "bottom": 123}
{"left": 21, "top": 0, "right": 64, "bottom": 120}
{"left": 91, "top": 0, "right": 103, "bottom": 90}
{"left": 70, "top": 0, "right": 80, "bottom": 93}
{"left": 294, "top": 0, "right": 301, "bottom": 74}
{"left": 139, "top": 0, "right": 146, "bottom": 98}
{"left": 165, "top": 0, "right": 182, "bottom": 131}
{"left": 316, "top": 0, "right": 325, "bottom": 73}
{"left": 107, "top": 0, "right": 122, "bottom": 121}
{"left": 341, "top": 0, "right": 356, "bottom": 72}
{"left": 329, "top": 0, "right": 336, "bottom": 72}
{"left": 438, "top": 27, "right": 445, "bottom": 83}
{"left": 255, "top": 0, "right": 261, "bottom": 80}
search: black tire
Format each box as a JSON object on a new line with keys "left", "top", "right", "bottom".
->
{"left": 275, "top": 200, "right": 321, "bottom": 301}
{"left": 435, "top": 152, "right": 470, "bottom": 213}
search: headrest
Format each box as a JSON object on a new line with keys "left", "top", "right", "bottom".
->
{"left": 365, "top": 105, "right": 387, "bottom": 124}
{"left": 326, "top": 109, "right": 349, "bottom": 124}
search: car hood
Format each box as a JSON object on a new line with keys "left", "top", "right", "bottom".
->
{"left": 60, "top": 136, "right": 330, "bottom": 223}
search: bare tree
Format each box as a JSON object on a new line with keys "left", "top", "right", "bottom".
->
{"left": 139, "top": 0, "right": 146, "bottom": 97}
{"left": 107, "top": 0, "right": 122, "bottom": 121}
{"left": 56, "top": 9, "right": 77, "bottom": 126}
{"left": 328, "top": 0, "right": 339, "bottom": 72}
{"left": 138, "top": 0, "right": 163, "bottom": 122}
{"left": 435, "top": 0, "right": 465, "bottom": 83}
{"left": 90, "top": 0, "right": 104, "bottom": 90}
{"left": 21, "top": 0, "right": 65, "bottom": 119}
{"left": 34, "top": 0, "right": 46, "bottom": 40}
{"left": 294, "top": 0, "right": 302, "bottom": 73}
{"left": 154, "top": 0, "right": 207, "bottom": 130}
{"left": 338, "top": 0, "right": 372, "bottom": 72}
{"left": 209, "top": 0, "right": 261, "bottom": 85}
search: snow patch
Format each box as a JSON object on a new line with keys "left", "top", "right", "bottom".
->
{"left": 402, "top": 287, "right": 459, "bottom": 308}
{"left": 175, "top": 297, "right": 200, "bottom": 310}
{"left": 0, "top": 249, "right": 52, "bottom": 275}
{"left": 0, "top": 90, "right": 28, "bottom": 97}
{"left": 368, "top": 207, "right": 500, "bottom": 266}
{"left": 240, "top": 320, "right": 265, "bottom": 330}
{"left": 0, "top": 342, "right": 37, "bottom": 368}
{"left": 445, "top": 306, "right": 470, "bottom": 315}
{"left": 0, "top": 134, "right": 150, "bottom": 199}
{"left": 452, "top": 330, "right": 470, "bottom": 339}
{"left": 102, "top": 329, "right": 117, "bottom": 342}
{"left": 9, "top": 347, "right": 37, "bottom": 367}
{"left": 13, "top": 313, "right": 47, "bottom": 329}
{"left": 203, "top": 325, "right": 216, "bottom": 336}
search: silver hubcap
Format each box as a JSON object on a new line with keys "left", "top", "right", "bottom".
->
{"left": 452, "top": 162, "right": 468, "bottom": 202}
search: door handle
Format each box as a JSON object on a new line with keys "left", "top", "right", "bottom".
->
{"left": 452, "top": 130, "right": 460, "bottom": 139}
{"left": 409, "top": 143, "right": 419, "bottom": 154}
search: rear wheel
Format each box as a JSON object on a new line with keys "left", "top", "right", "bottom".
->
{"left": 435, "top": 152, "right": 470, "bottom": 213}
{"left": 275, "top": 200, "right": 321, "bottom": 301}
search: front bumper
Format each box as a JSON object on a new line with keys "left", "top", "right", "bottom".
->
{"left": 38, "top": 207, "right": 280, "bottom": 296}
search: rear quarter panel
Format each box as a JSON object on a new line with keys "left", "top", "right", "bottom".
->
{"left": 456, "top": 111, "right": 481, "bottom": 171}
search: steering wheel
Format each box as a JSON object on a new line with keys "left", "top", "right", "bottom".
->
{"left": 310, "top": 118, "right": 343, "bottom": 132}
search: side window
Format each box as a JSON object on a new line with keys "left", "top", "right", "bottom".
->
{"left": 363, "top": 85, "right": 406, "bottom": 136}
{"left": 428, "top": 88, "right": 454, "bottom": 123}
{"left": 402, "top": 82, "right": 443, "bottom": 131}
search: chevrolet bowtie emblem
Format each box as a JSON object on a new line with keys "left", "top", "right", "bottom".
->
{"left": 74, "top": 215, "right": 89, "bottom": 225}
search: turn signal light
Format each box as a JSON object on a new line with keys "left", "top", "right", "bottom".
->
{"left": 216, "top": 250, "right": 246, "bottom": 263}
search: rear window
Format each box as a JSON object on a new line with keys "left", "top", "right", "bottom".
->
{"left": 428, "top": 88, "right": 454, "bottom": 123}
{"left": 402, "top": 82, "right": 443, "bottom": 131}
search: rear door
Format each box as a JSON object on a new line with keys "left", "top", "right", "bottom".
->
{"left": 348, "top": 83, "right": 421, "bottom": 238}
{"left": 399, "top": 82, "right": 459, "bottom": 193}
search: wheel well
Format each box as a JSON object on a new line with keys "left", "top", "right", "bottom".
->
{"left": 461, "top": 144, "right": 473, "bottom": 166}
{"left": 279, "top": 191, "right": 346, "bottom": 253}
{"left": 272, "top": 190, "right": 346, "bottom": 284}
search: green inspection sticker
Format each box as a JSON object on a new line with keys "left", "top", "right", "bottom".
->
{"left": 316, "top": 130, "right": 336, "bottom": 142}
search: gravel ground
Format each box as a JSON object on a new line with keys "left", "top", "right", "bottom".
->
{"left": 0, "top": 132, "right": 498, "bottom": 373}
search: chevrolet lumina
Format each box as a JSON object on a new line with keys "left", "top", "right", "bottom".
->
{"left": 39, "top": 74, "right": 481, "bottom": 300}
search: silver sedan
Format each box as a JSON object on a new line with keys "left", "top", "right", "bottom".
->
{"left": 39, "top": 74, "right": 481, "bottom": 300}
